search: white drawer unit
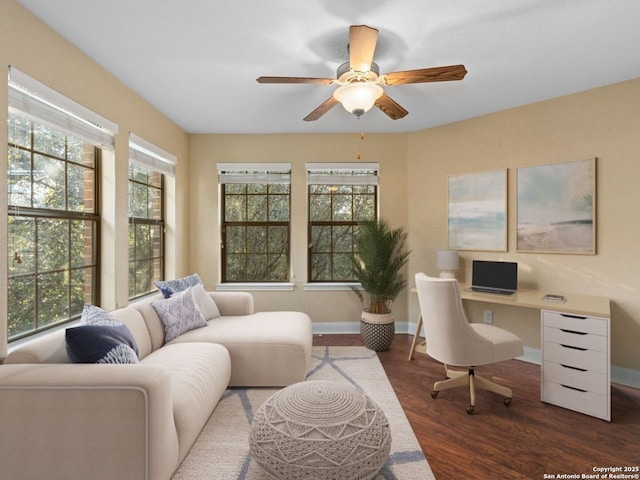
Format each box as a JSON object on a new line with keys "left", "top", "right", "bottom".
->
{"left": 541, "top": 310, "right": 610, "bottom": 421}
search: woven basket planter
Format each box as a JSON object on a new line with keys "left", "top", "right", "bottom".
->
{"left": 360, "top": 311, "right": 395, "bottom": 352}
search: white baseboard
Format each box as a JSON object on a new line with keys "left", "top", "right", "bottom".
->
{"left": 610, "top": 365, "right": 640, "bottom": 389}
{"left": 518, "top": 346, "right": 542, "bottom": 365}
{"left": 312, "top": 322, "right": 640, "bottom": 389}
{"left": 313, "top": 321, "right": 412, "bottom": 335}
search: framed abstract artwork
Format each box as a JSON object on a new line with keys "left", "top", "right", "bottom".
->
{"left": 448, "top": 169, "right": 507, "bottom": 251}
{"left": 517, "top": 158, "right": 596, "bottom": 254}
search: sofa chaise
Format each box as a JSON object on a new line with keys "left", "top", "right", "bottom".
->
{"left": 0, "top": 289, "right": 313, "bottom": 480}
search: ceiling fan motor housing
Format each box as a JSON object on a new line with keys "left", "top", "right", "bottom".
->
{"left": 337, "top": 61, "right": 380, "bottom": 84}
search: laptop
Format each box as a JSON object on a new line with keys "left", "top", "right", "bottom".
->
{"left": 467, "top": 260, "right": 517, "bottom": 296}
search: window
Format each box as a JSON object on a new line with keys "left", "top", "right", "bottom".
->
{"left": 219, "top": 163, "right": 291, "bottom": 283}
{"left": 307, "top": 163, "right": 378, "bottom": 282}
{"left": 7, "top": 112, "right": 99, "bottom": 340}
{"left": 128, "top": 134, "right": 175, "bottom": 299}
{"left": 7, "top": 67, "right": 116, "bottom": 341}
{"left": 128, "top": 165, "right": 164, "bottom": 299}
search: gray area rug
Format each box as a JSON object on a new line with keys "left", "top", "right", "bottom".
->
{"left": 172, "top": 346, "right": 435, "bottom": 479}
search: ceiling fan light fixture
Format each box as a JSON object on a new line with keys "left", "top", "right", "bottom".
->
{"left": 333, "top": 82, "right": 383, "bottom": 117}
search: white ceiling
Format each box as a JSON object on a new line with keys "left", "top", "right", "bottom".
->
{"left": 17, "top": 0, "right": 640, "bottom": 134}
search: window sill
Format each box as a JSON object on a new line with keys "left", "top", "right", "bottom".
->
{"left": 304, "top": 282, "right": 362, "bottom": 291}
{"left": 215, "top": 282, "right": 295, "bottom": 292}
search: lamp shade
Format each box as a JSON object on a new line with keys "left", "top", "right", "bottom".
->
{"left": 333, "top": 83, "right": 383, "bottom": 117}
{"left": 436, "top": 250, "right": 459, "bottom": 278}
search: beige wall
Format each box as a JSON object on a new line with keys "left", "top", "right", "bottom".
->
{"left": 406, "top": 78, "right": 640, "bottom": 373}
{"left": 188, "top": 133, "right": 409, "bottom": 325}
{"left": 0, "top": 1, "right": 189, "bottom": 355}
{"left": 188, "top": 79, "right": 640, "bottom": 377}
{"left": 2, "top": 0, "right": 639, "bottom": 379}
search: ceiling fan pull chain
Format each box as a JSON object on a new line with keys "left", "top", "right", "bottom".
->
{"left": 357, "top": 131, "right": 365, "bottom": 160}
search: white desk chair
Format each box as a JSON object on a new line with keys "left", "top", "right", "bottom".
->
{"left": 415, "top": 273, "right": 524, "bottom": 414}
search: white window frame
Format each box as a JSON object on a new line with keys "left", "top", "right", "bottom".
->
{"left": 128, "top": 134, "right": 175, "bottom": 299}
{"left": 216, "top": 163, "right": 293, "bottom": 291}
{"left": 305, "top": 162, "right": 379, "bottom": 290}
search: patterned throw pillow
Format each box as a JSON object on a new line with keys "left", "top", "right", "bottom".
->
{"left": 151, "top": 286, "right": 208, "bottom": 342}
{"left": 154, "top": 273, "right": 203, "bottom": 298}
{"left": 66, "top": 305, "right": 139, "bottom": 364}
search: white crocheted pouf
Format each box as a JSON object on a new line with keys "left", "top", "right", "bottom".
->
{"left": 249, "top": 380, "right": 391, "bottom": 480}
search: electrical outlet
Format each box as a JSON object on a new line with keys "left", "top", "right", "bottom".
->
{"left": 483, "top": 310, "right": 493, "bottom": 324}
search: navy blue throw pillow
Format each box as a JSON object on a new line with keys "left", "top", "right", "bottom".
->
{"left": 66, "top": 305, "right": 139, "bottom": 364}
{"left": 154, "top": 273, "right": 203, "bottom": 298}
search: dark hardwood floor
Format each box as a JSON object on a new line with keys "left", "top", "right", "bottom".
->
{"left": 313, "top": 333, "right": 640, "bottom": 480}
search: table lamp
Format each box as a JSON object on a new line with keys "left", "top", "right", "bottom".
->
{"left": 436, "top": 250, "right": 459, "bottom": 278}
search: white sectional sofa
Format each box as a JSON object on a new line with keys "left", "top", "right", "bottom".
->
{"left": 0, "top": 290, "right": 313, "bottom": 480}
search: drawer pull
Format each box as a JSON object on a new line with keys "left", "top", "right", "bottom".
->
{"left": 560, "top": 384, "right": 587, "bottom": 393}
{"left": 560, "top": 344, "right": 587, "bottom": 351}
{"left": 560, "top": 313, "right": 587, "bottom": 320}
{"left": 560, "top": 328, "right": 587, "bottom": 335}
{"left": 560, "top": 364, "right": 587, "bottom": 372}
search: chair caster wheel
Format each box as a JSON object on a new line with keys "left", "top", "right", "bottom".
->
{"left": 504, "top": 397, "right": 512, "bottom": 406}
{"left": 466, "top": 405, "right": 475, "bottom": 415}
{"left": 431, "top": 391, "right": 439, "bottom": 399}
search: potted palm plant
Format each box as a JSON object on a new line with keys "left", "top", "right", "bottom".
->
{"left": 351, "top": 219, "right": 410, "bottom": 351}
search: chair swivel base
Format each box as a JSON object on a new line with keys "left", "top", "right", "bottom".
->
{"left": 431, "top": 365, "right": 513, "bottom": 414}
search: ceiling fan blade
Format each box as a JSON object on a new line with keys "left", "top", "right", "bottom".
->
{"left": 349, "top": 25, "right": 378, "bottom": 72}
{"left": 303, "top": 96, "right": 339, "bottom": 121}
{"left": 256, "top": 76, "right": 334, "bottom": 85}
{"left": 381, "top": 64, "right": 467, "bottom": 86}
{"left": 375, "top": 93, "right": 409, "bottom": 120}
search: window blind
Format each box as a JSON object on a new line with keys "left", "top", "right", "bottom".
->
{"left": 217, "top": 163, "right": 291, "bottom": 184}
{"left": 306, "top": 162, "right": 379, "bottom": 185}
{"left": 8, "top": 66, "right": 118, "bottom": 150}
{"left": 129, "top": 133, "right": 177, "bottom": 177}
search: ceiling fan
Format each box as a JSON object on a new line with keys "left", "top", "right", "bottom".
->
{"left": 256, "top": 25, "right": 467, "bottom": 121}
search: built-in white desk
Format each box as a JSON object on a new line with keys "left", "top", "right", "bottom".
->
{"left": 409, "top": 283, "right": 611, "bottom": 421}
